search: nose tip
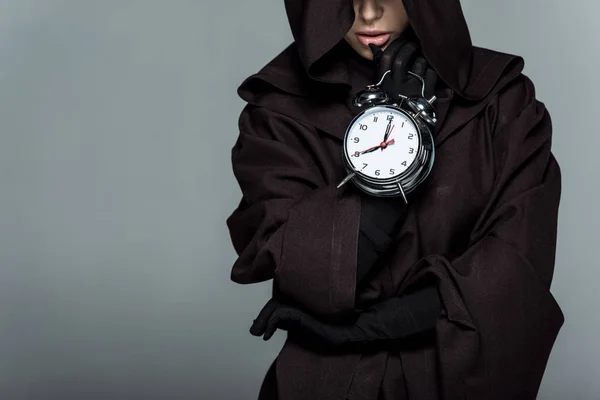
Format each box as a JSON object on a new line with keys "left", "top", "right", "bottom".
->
{"left": 358, "top": 0, "right": 383, "bottom": 22}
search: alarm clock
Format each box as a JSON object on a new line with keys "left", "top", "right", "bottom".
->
{"left": 337, "top": 71, "right": 438, "bottom": 204}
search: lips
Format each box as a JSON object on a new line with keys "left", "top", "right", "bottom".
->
{"left": 356, "top": 32, "right": 391, "bottom": 47}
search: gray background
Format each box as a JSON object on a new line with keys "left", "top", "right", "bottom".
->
{"left": 0, "top": 0, "right": 596, "bottom": 399}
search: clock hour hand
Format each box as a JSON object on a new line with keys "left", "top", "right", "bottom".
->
{"left": 353, "top": 139, "right": 396, "bottom": 157}
{"left": 361, "top": 145, "right": 382, "bottom": 155}
{"left": 353, "top": 143, "right": 382, "bottom": 156}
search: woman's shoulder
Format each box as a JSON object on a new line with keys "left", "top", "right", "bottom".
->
{"left": 237, "top": 43, "right": 313, "bottom": 102}
{"left": 236, "top": 46, "right": 355, "bottom": 140}
{"left": 452, "top": 44, "right": 543, "bottom": 131}
{"left": 471, "top": 44, "right": 547, "bottom": 140}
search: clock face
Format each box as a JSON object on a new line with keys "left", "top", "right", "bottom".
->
{"left": 344, "top": 106, "right": 420, "bottom": 179}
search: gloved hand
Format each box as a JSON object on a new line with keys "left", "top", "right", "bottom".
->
{"left": 249, "top": 284, "right": 442, "bottom": 346}
{"left": 369, "top": 34, "right": 439, "bottom": 100}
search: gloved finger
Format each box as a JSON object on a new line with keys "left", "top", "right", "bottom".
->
{"left": 376, "top": 36, "right": 411, "bottom": 78}
{"left": 263, "top": 311, "right": 290, "bottom": 341}
{"left": 410, "top": 56, "right": 427, "bottom": 79}
{"left": 390, "top": 41, "right": 419, "bottom": 86}
{"left": 262, "top": 320, "right": 277, "bottom": 341}
{"left": 368, "top": 44, "right": 384, "bottom": 65}
{"left": 249, "top": 298, "right": 280, "bottom": 336}
{"left": 423, "top": 67, "right": 439, "bottom": 99}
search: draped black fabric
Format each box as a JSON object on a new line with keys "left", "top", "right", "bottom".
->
{"left": 227, "top": 0, "right": 564, "bottom": 398}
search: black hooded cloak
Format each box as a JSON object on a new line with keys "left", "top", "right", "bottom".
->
{"left": 226, "top": 0, "right": 564, "bottom": 398}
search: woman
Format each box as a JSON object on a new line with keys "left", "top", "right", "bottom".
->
{"left": 226, "top": 0, "right": 564, "bottom": 399}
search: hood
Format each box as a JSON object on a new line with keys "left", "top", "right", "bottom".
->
{"left": 284, "top": 0, "right": 520, "bottom": 100}
{"left": 237, "top": 0, "right": 525, "bottom": 142}
{"left": 241, "top": 0, "right": 522, "bottom": 102}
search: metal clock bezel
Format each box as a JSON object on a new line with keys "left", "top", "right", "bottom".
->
{"left": 341, "top": 103, "right": 435, "bottom": 199}
{"left": 343, "top": 105, "right": 423, "bottom": 182}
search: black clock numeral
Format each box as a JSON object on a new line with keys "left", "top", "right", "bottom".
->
{"left": 353, "top": 151, "right": 360, "bottom": 157}
{"left": 402, "top": 121, "right": 405, "bottom": 128}
{"left": 387, "top": 115, "right": 394, "bottom": 121}
{"left": 408, "top": 147, "right": 414, "bottom": 154}
{"left": 353, "top": 137, "right": 360, "bottom": 143}
{"left": 373, "top": 116, "right": 378, "bottom": 123}
{"left": 375, "top": 170, "right": 381, "bottom": 176}
{"left": 402, "top": 161, "right": 407, "bottom": 167}
{"left": 389, "top": 169, "right": 395, "bottom": 175}
{"left": 408, "top": 133, "right": 414, "bottom": 140}
{"left": 362, "top": 163, "right": 368, "bottom": 170}
{"left": 359, "top": 124, "right": 368, "bottom": 131}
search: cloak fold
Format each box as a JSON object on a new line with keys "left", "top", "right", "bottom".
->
{"left": 398, "top": 79, "right": 564, "bottom": 398}
{"left": 227, "top": 105, "right": 360, "bottom": 317}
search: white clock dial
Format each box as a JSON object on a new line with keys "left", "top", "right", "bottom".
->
{"left": 345, "top": 107, "right": 420, "bottom": 179}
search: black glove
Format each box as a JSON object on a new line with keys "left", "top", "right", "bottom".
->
{"left": 249, "top": 283, "right": 442, "bottom": 346}
{"left": 357, "top": 195, "right": 407, "bottom": 284}
{"left": 369, "top": 33, "right": 439, "bottom": 100}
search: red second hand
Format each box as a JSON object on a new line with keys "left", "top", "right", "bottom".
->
{"left": 381, "top": 124, "right": 395, "bottom": 150}
{"left": 352, "top": 125, "right": 396, "bottom": 157}
{"left": 380, "top": 138, "right": 395, "bottom": 149}
{"left": 360, "top": 144, "right": 381, "bottom": 154}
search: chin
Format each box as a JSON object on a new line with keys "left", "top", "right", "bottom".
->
{"left": 348, "top": 42, "right": 376, "bottom": 60}
{"left": 359, "top": 49, "right": 374, "bottom": 60}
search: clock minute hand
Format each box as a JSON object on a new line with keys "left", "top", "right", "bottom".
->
{"left": 382, "top": 120, "right": 392, "bottom": 143}
{"left": 383, "top": 124, "right": 395, "bottom": 143}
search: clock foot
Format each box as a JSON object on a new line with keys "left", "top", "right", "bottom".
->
{"left": 396, "top": 181, "right": 408, "bottom": 204}
{"left": 337, "top": 172, "right": 356, "bottom": 189}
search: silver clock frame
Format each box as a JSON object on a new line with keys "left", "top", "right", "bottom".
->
{"left": 337, "top": 70, "right": 438, "bottom": 203}
{"left": 341, "top": 104, "right": 435, "bottom": 202}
